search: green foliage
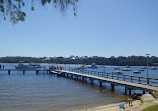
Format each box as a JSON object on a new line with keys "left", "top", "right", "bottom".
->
{"left": 0, "top": 0, "right": 26, "bottom": 24}
{"left": 31, "top": 7, "right": 35, "bottom": 11}
{"left": 142, "top": 105, "right": 158, "bottom": 111}
{"left": 0, "top": 56, "right": 158, "bottom": 66}
{"left": 0, "top": 0, "right": 78, "bottom": 24}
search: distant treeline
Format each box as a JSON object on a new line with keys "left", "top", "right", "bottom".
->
{"left": 0, "top": 56, "right": 158, "bottom": 66}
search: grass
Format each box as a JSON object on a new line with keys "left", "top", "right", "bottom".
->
{"left": 142, "top": 105, "right": 158, "bottom": 111}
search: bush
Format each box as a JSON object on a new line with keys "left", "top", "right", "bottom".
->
{"left": 142, "top": 105, "right": 158, "bottom": 111}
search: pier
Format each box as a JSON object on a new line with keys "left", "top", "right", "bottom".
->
{"left": 58, "top": 69, "right": 158, "bottom": 95}
{"left": 0, "top": 69, "right": 50, "bottom": 74}
{"left": 1, "top": 68, "right": 158, "bottom": 96}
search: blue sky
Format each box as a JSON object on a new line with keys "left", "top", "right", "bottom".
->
{"left": 0, "top": 0, "right": 158, "bottom": 57}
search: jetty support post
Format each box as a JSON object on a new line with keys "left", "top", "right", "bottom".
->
{"left": 90, "top": 79, "right": 94, "bottom": 85}
{"left": 67, "top": 73, "right": 69, "bottom": 78}
{"left": 78, "top": 76, "right": 81, "bottom": 81}
{"left": 76, "top": 76, "right": 79, "bottom": 80}
{"left": 84, "top": 77, "right": 87, "bottom": 83}
{"left": 49, "top": 70, "right": 51, "bottom": 74}
{"left": 36, "top": 70, "right": 39, "bottom": 74}
{"left": 129, "top": 89, "right": 132, "bottom": 95}
{"left": 82, "top": 77, "right": 85, "bottom": 81}
{"left": 71, "top": 74, "right": 73, "bottom": 79}
{"left": 111, "top": 84, "right": 114, "bottom": 92}
{"left": 147, "top": 78, "right": 149, "bottom": 85}
{"left": 46, "top": 70, "right": 49, "bottom": 74}
{"left": 125, "top": 87, "right": 127, "bottom": 95}
{"left": 143, "top": 91, "right": 145, "bottom": 94}
{"left": 23, "top": 70, "right": 25, "bottom": 75}
{"left": 63, "top": 72, "right": 66, "bottom": 77}
{"left": 8, "top": 70, "right": 10, "bottom": 74}
{"left": 99, "top": 81, "right": 102, "bottom": 87}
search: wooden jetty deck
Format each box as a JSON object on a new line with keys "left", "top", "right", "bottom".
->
{"left": 0, "top": 69, "right": 50, "bottom": 74}
{"left": 60, "top": 70, "right": 158, "bottom": 95}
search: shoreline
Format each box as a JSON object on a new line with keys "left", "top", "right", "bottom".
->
{"left": 73, "top": 101, "right": 127, "bottom": 111}
{"left": 73, "top": 97, "right": 158, "bottom": 111}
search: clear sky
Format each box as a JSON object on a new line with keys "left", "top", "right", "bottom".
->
{"left": 0, "top": 0, "right": 158, "bottom": 57}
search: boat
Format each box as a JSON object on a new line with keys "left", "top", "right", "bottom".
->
{"left": 133, "top": 70, "right": 141, "bottom": 74}
{"left": 122, "top": 68, "right": 131, "bottom": 71}
{"left": 114, "top": 67, "right": 120, "bottom": 70}
{"left": 151, "top": 66, "right": 157, "bottom": 70}
{"left": 124, "top": 65, "right": 130, "bottom": 68}
{"left": 50, "top": 71, "right": 58, "bottom": 74}
{"left": 141, "top": 66, "right": 146, "bottom": 69}
{"left": 76, "top": 65, "right": 87, "bottom": 70}
{"left": 50, "top": 71, "right": 62, "bottom": 77}
{"left": 112, "top": 71, "right": 123, "bottom": 74}
{"left": 57, "top": 72, "right": 62, "bottom": 77}
{"left": 32, "top": 63, "right": 42, "bottom": 68}
{"left": 88, "top": 63, "right": 98, "bottom": 69}
{"left": 15, "top": 63, "right": 41, "bottom": 70}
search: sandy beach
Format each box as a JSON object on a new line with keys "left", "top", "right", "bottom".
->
{"left": 74, "top": 98, "right": 158, "bottom": 111}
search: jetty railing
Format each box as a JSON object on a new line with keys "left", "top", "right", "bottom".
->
{"left": 69, "top": 68, "right": 158, "bottom": 87}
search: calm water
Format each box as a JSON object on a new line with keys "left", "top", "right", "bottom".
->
{"left": 0, "top": 63, "right": 157, "bottom": 111}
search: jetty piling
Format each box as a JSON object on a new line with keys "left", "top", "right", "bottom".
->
{"left": 143, "top": 91, "right": 146, "bottom": 94}
{"left": 82, "top": 77, "right": 84, "bottom": 81}
{"left": 99, "top": 81, "right": 102, "bottom": 87}
{"left": 90, "top": 78, "right": 94, "bottom": 85}
{"left": 71, "top": 74, "right": 73, "bottom": 79}
{"left": 36, "top": 70, "right": 39, "bottom": 74}
{"left": 23, "top": 70, "right": 25, "bottom": 74}
{"left": 8, "top": 70, "right": 10, "bottom": 74}
{"left": 111, "top": 84, "right": 115, "bottom": 92}
{"left": 129, "top": 89, "right": 132, "bottom": 95}
{"left": 125, "top": 87, "right": 127, "bottom": 95}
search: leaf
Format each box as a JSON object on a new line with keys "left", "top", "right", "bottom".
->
{"left": 22, "top": 12, "right": 26, "bottom": 17}
{"left": 1, "top": 6, "right": 4, "bottom": 12}
{"left": 74, "top": 12, "right": 76, "bottom": 16}
{"left": 31, "top": 7, "right": 35, "bottom": 11}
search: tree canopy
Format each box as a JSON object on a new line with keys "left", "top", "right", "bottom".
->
{"left": 0, "top": 55, "right": 158, "bottom": 66}
{"left": 0, "top": 0, "right": 78, "bottom": 24}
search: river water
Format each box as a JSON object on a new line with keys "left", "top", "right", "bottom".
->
{"left": 0, "top": 63, "right": 157, "bottom": 111}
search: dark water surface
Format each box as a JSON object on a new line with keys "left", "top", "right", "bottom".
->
{"left": 1, "top": 63, "right": 157, "bottom": 111}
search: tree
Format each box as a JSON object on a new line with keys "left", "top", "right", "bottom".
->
{"left": 0, "top": 0, "right": 78, "bottom": 24}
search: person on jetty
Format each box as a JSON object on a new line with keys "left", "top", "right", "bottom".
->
{"left": 0, "top": 64, "right": 1, "bottom": 69}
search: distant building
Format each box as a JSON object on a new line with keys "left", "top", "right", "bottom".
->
{"left": 44, "top": 57, "right": 50, "bottom": 61}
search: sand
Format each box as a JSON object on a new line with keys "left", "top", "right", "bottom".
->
{"left": 73, "top": 99, "right": 158, "bottom": 111}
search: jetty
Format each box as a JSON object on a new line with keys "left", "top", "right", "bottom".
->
{"left": 0, "top": 69, "right": 50, "bottom": 74}
{"left": 1, "top": 68, "right": 158, "bottom": 95}
{"left": 58, "top": 69, "right": 158, "bottom": 95}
